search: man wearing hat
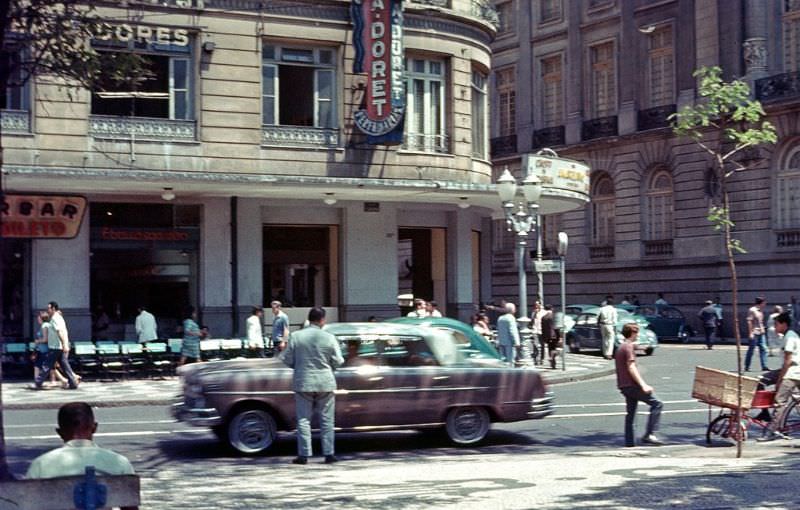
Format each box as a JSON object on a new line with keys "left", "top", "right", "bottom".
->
{"left": 698, "top": 300, "right": 719, "bottom": 350}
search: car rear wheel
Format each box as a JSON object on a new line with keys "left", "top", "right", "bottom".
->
{"left": 567, "top": 336, "right": 580, "bottom": 354}
{"left": 644, "top": 347, "right": 654, "bottom": 356}
{"left": 445, "top": 406, "right": 490, "bottom": 445}
{"left": 228, "top": 407, "right": 277, "bottom": 454}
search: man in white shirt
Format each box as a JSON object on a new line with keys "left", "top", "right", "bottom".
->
{"left": 426, "top": 300, "right": 443, "bottom": 317}
{"left": 598, "top": 298, "right": 618, "bottom": 360}
{"left": 26, "top": 402, "right": 135, "bottom": 478}
{"left": 246, "top": 306, "right": 265, "bottom": 356}
{"left": 135, "top": 306, "right": 158, "bottom": 343}
{"left": 655, "top": 293, "right": 669, "bottom": 306}
{"left": 760, "top": 312, "right": 800, "bottom": 441}
{"left": 47, "top": 301, "right": 80, "bottom": 389}
{"left": 407, "top": 299, "right": 428, "bottom": 318}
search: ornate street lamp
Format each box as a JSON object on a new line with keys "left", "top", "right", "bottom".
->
{"left": 496, "top": 166, "right": 542, "bottom": 359}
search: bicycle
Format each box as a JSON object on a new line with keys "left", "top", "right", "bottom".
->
{"left": 706, "top": 389, "right": 800, "bottom": 444}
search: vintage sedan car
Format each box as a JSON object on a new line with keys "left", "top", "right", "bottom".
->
{"left": 173, "top": 322, "right": 554, "bottom": 454}
{"left": 633, "top": 304, "right": 690, "bottom": 342}
{"left": 566, "top": 307, "right": 659, "bottom": 356}
{"left": 386, "top": 316, "right": 501, "bottom": 360}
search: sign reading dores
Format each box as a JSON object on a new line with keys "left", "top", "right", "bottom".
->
{"left": 1, "top": 195, "right": 87, "bottom": 239}
{"left": 351, "top": 0, "right": 405, "bottom": 140}
{"left": 93, "top": 23, "right": 190, "bottom": 47}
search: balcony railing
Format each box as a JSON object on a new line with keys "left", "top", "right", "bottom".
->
{"left": 409, "top": 0, "right": 449, "bottom": 7}
{"left": 490, "top": 134, "right": 517, "bottom": 157}
{"left": 589, "top": 245, "right": 614, "bottom": 259}
{"left": 407, "top": 0, "right": 498, "bottom": 27}
{"left": 262, "top": 125, "right": 339, "bottom": 148}
{"left": 643, "top": 239, "right": 674, "bottom": 257}
{"left": 755, "top": 71, "right": 800, "bottom": 103}
{"left": 582, "top": 115, "right": 618, "bottom": 141}
{"left": 637, "top": 104, "right": 676, "bottom": 131}
{"left": 402, "top": 133, "right": 449, "bottom": 153}
{"left": 89, "top": 115, "right": 196, "bottom": 141}
{"left": 0, "top": 109, "right": 30, "bottom": 133}
{"left": 776, "top": 229, "right": 800, "bottom": 248}
{"left": 531, "top": 125, "right": 565, "bottom": 150}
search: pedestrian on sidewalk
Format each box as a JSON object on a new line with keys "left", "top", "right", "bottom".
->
{"left": 766, "top": 305, "right": 784, "bottom": 357}
{"left": 180, "top": 306, "right": 202, "bottom": 365}
{"left": 598, "top": 297, "right": 618, "bottom": 360}
{"left": 745, "top": 296, "right": 769, "bottom": 372}
{"left": 713, "top": 297, "right": 724, "bottom": 341}
{"left": 47, "top": 302, "right": 80, "bottom": 389}
{"left": 698, "top": 300, "right": 718, "bottom": 350}
{"left": 271, "top": 300, "right": 290, "bottom": 352}
{"left": 496, "top": 302, "right": 520, "bottom": 366}
{"left": 531, "top": 301, "right": 545, "bottom": 365}
{"left": 541, "top": 305, "right": 560, "bottom": 369}
{"left": 759, "top": 312, "right": 800, "bottom": 442}
{"left": 246, "top": 306, "right": 265, "bottom": 357}
{"left": 135, "top": 305, "right": 158, "bottom": 344}
{"left": 615, "top": 323, "right": 664, "bottom": 447}
{"left": 655, "top": 293, "right": 669, "bottom": 306}
{"left": 280, "top": 307, "right": 343, "bottom": 465}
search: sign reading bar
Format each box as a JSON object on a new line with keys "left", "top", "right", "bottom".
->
{"left": 1, "top": 194, "right": 87, "bottom": 239}
{"left": 533, "top": 259, "right": 562, "bottom": 273}
{"left": 523, "top": 154, "right": 590, "bottom": 197}
{"left": 351, "top": 0, "right": 405, "bottom": 143}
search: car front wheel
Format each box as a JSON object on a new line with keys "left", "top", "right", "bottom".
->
{"left": 644, "top": 347, "right": 655, "bottom": 356}
{"left": 445, "top": 406, "right": 490, "bottom": 445}
{"left": 228, "top": 407, "right": 277, "bottom": 454}
{"left": 567, "top": 336, "right": 580, "bottom": 353}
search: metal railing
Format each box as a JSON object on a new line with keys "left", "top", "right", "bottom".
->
{"left": 755, "top": 71, "right": 800, "bottom": 103}
{"left": 643, "top": 239, "right": 674, "bottom": 256}
{"left": 776, "top": 229, "right": 800, "bottom": 248}
{"left": 490, "top": 134, "right": 517, "bottom": 157}
{"left": 89, "top": 115, "right": 196, "bottom": 141}
{"left": 582, "top": 115, "right": 618, "bottom": 141}
{"left": 0, "top": 109, "right": 30, "bottom": 133}
{"left": 589, "top": 245, "right": 614, "bottom": 259}
{"left": 402, "top": 133, "right": 450, "bottom": 153}
{"left": 637, "top": 104, "right": 676, "bottom": 131}
{"left": 532, "top": 125, "right": 565, "bottom": 150}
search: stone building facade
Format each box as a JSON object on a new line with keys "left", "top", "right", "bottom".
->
{"left": 489, "top": 0, "right": 800, "bottom": 331}
{"left": 1, "top": 0, "right": 504, "bottom": 340}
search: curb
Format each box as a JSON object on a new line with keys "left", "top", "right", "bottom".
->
{"left": 544, "top": 367, "right": 616, "bottom": 385}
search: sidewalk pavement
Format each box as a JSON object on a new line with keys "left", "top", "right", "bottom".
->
{"left": 0, "top": 353, "right": 613, "bottom": 410}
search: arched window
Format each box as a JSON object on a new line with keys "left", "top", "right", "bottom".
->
{"left": 591, "top": 173, "right": 615, "bottom": 246}
{"left": 645, "top": 169, "right": 674, "bottom": 240}
{"left": 776, "top": 148, "right": 800, "bottom": 231}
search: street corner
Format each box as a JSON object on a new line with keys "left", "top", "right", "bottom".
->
{"left": 2, "top": 377, "right": 180, "bottom": 410}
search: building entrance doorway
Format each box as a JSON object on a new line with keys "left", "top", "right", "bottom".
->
{"left": 398, "top": 228, "right": 445, "bottom": 312}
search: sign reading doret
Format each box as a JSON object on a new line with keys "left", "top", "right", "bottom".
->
{"left": 1, "top": 195, "right": 87, "bottom": 239}
{"left": 351, "top": 0, "right": 405, "bottom": 143}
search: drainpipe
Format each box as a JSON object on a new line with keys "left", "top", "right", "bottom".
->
{"left": 231, "top": 196, "right": 239, "bottom": 337}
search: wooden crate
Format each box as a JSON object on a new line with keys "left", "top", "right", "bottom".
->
{"left": 691, "top": 366, "right": 760, "bottom": 410}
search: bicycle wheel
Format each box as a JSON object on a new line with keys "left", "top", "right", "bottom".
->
{"left": 780, "top": 398, "right": 800, "bottom": 435}
{"left": 706, "top": 413, "right": 748, "bottom": 445}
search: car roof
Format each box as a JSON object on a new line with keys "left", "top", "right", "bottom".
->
{"left": 323, "top": 322, "right": 431, "bottom": 339}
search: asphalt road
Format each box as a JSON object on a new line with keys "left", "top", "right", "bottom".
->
{"left": 6, "top": 344, "right": 799, "bottom": 509}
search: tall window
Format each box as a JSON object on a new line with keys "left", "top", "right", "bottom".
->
{"left": 91, "top": 41, "right": 193, "bottom": 120}
{"left": 471, "top": 70, "right": 488, "bottom": 159}
{"left": 496, "top": 67, "right": 516, "bottom": 137}
{"left": 262, "top": 44, "right": 337, "bottom": 128}
{"left": 590, "top": 41, "right": 616, "bottom": 117}
{"left": 777, "top": 149, "right": 800, "bottom": 230}
{"left": 405, "top": 58, "right": 446, "bottom": 152}
{"left": 540, "top": 0, "right": 562, "bottom": 23}
{"left": 496, "top": 2, "right": 514, "bottom": 36}
{"left": 647, "top": 25, "right": 675, "bottom": 107}
{"left": 2, "top": 48, "right": 27, "bottom": 111}
{"left": 645, "top": 169, "right": 674, "bottom": 240}
{"left": 591, "top": 173, "right": 615, "bottom": 246}
{"left": 785, "top": 1, "right": 800, "bottom": 71}
{"left": 541, "top": 55, "right": 563, "bottom": 127}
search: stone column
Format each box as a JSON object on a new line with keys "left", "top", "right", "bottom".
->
{"left": 201, "top": 197, "right": 232, "bottom": 336}
{"left": 743, "top": 0, "right": 769, "bottom": 80}
{"left": 236, "top": 197, "right": 263, "bottom": 330}
{"left": 617, "top": 0, "right": 637, "bottom": 135}
{"left": 565, "top": 0, "right": 584, "bottom": 144}
{"left": 446, "top": 210, "right": 475, "bottom": 322}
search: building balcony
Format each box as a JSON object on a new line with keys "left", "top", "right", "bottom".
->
{"left": 402, "top": 133, "right": 450, "bottom": 153}
{"left": 531, "top": 125, "right": 565, "bottom": 150}
{"left": 262, "top": 125, "right": 339, "bottom": 148}
{"left": 0, "top": 109, "right": 31, "bottom": 134}
{"left": 89, "top": 115, "right": 197, "bottom": 142}
{"left": 776, "top": 229, "right": 800, "bottom": 248}
{"left": 755, "top": 71, "right": 800, "bottom": 103}
{"left": 637, "top": 104, "right": 676, "bottom": 131}
{"left": 490, "top": 134, "right": 517, "bottom": 157}
{"left": 581, "top": 115, "right": 618, "bottom": 141}
{"left": 643, "top": 239, "right": 674, "bottom": 257}
{"left": 589, "top": 245, "right": 614, "bottom": 259}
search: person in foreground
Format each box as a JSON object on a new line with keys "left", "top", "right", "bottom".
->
{"left": 26, "top": 402, "right": 135, "bottom": 478}
{"left": 280, "top": 307, "right": 344, "bottom": 465}
{"left": 615, "top": 323, "right": 664, "bottom": 447}
{"left": 759, "top": 312, "right": 799, "bottom": 441}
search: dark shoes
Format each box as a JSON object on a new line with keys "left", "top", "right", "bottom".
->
{"left": 291, "top": 456, "right": 308, "bottom": 465}
{"left": 324, "top": 455, "right": 338, "bottom": 464}
{"left": 641, "top": 434, "right": 665, "bottom": 446}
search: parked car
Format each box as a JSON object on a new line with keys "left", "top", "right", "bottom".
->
{"left": 173, "top": 322, "right": 554, "bottom": 454}
{"left": 566, "top": 307, "right": 659, "bottom": 356}
{"left": 386, "top": 316, "right": 501, "bottom": 360}
{"left": 633, "top": 304, "right": 690, "bottom": 342}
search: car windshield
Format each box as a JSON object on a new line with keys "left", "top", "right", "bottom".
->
{"left": 337, "top": 332, "right": 463, "bottom": 367}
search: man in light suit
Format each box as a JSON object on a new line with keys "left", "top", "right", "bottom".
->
{"left": 280, "top": 307, "right": 343, "bottom": 465}
{"left": 496, "top": 302, "right": 520, "bottom": 366}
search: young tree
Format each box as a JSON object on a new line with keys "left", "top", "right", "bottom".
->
{"left": 671, "top": 66, "right": 777, "bottom": 458}
{"left": 0, "top": 0, "right": 147, "bottom": 480}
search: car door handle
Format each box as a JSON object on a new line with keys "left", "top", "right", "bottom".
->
{"left": 368, "top": 376, "right": 384, "bottom": 382}
{"left": 433, "top": 376, "right": 449, "bottom": 381}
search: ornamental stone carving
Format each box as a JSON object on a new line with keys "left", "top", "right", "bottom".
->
{"left": 262, "top": 126, "right": 339, "bottom": 148}
{"left": 0, "top": 110, "right": 31, "bottom": 133}
{"left": 743, "top": 38, "right": 768, "bottom": 75}
{"left": 89, "top": 115, "right": 197, "bottom": 141}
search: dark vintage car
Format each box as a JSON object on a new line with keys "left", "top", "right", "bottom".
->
{"left": 566, "top": 307, "right": 659, "bottom": 356}
{"left": 173, "top": 322, "right": 554, "bottom": 454}
{"left": 386, "top": 316, "right": 501, "bottom": 360}
{"left": 633, "top": 304, "right": 690, "bottom": 342}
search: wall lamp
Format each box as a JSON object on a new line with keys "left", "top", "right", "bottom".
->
{"left": 161, "top": 187, "right": 176, "bottom": 201}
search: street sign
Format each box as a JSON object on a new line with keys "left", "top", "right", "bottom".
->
{"left": 533, "top": 259, "right": 562, "bottom": 272}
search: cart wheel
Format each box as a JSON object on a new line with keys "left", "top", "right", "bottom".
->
{"left": 780, "top": 398, "right": 800, "bottom": 434}
{"left": 706, "top": 413, "right": 748, "bottom": 445}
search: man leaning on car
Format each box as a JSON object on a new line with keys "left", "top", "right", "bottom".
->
{"left": 280, "top": 307, "right": 344, "bottom": 465}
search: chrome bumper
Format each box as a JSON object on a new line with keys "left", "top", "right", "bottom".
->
{"left": 171, "top": 400, "right": 223, "bottom": 427}
{"left": 528, "top": 391, "right": 555, "bottom": 419}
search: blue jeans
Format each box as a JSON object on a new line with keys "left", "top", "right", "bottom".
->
{"left": 621, "top": 386, "right": 663, "bottom": 446}
{"left": 35, "top": 350, "right": 78, "bottom": 389}
{"left": 295, "top": 391, "right": 335, "bottom": 457}
{"left": 745, "top": 333, "right": 768, "bottom": 371}
{"left": 498, "top": 345, "right": 515, "bottom": 366}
